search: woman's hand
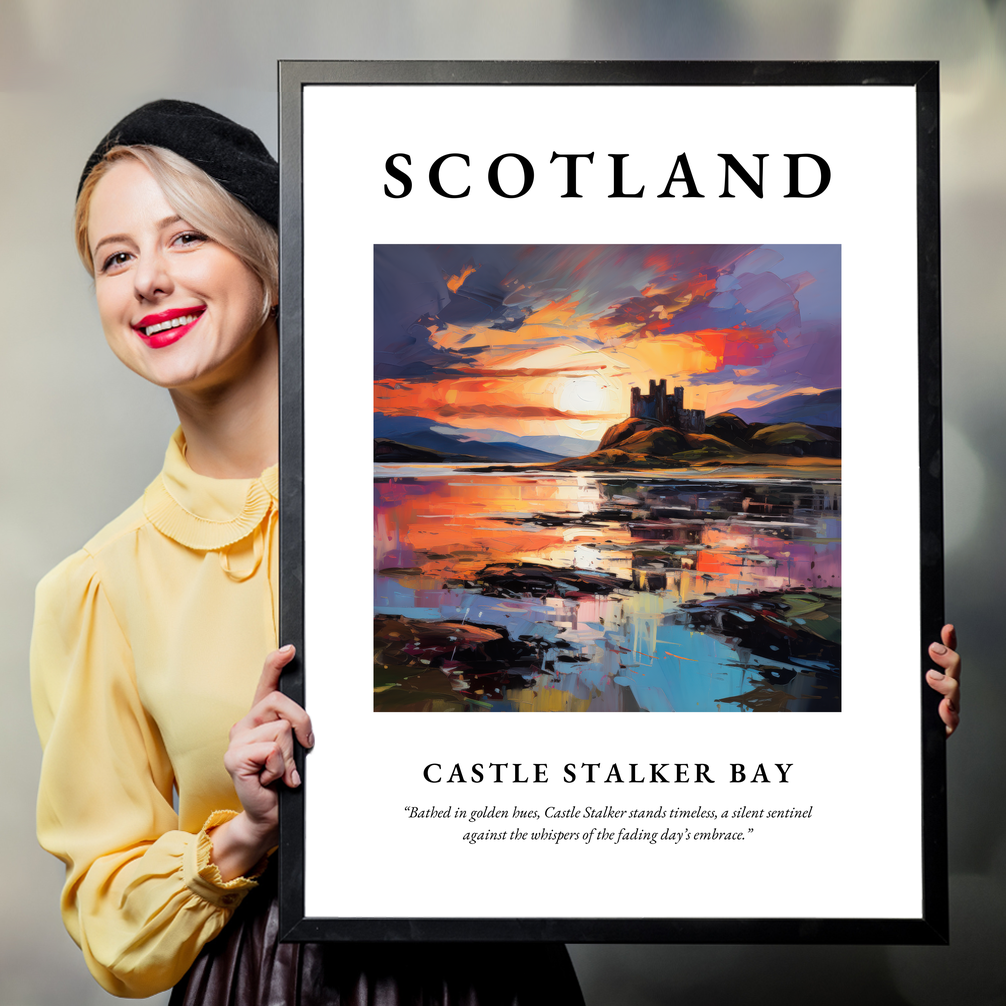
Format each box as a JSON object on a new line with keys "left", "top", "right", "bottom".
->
{"left": 209, "top": 645, "right": 314, "bottom": 881}
{"left": 926, "top": 624, "right": 961, "bottom": 737}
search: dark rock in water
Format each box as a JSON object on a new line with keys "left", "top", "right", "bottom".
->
{"left": 374, "top": 614, "right": 562, "bottom": 710}
{"left": 675, "top": 590, "right": 841, "bottom": 703}
{"left": 470, "top": 562, "right": 631, "bottom": 598}
{"left": 714, "top": 683, "right": 798, "bottom": 712}
{"left": 375, "top": 614, "right": 547, "bottom": 673}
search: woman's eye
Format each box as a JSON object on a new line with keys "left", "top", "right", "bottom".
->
{"left": 101, "top": 251, "right": 131, "bottom": 273}
{"left": 173, "top": 231, "right": 208, "bottom": 248}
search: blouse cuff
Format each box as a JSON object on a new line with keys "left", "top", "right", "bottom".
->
{"left": 183, "top": 810, "right": 269, "bottom": 909}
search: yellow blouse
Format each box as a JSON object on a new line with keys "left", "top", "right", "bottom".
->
{"left": 31, "top": 429, "right": 279, "bottom": 998}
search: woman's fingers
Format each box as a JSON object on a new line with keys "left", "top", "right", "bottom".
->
{"left": 925, "top": 682, "right": 960, "bottom": 736}
{"left": 259, "top": 741, "right": 289, "bottom": 787}
{"left": 230, "top": 719, "right": 301, "bottom": 788}
{"left": 927, "top": 624, "right": 961, "bottom": 737}
{"left": 240, "top": 644, "right": 313, "bottom": 748}
{"left": 928, "top": 636, "right": 961, "bottom": 683}
{"left": 941, "top": 623, "right": 958, "bottom": 654}
{"left": 232, "top": 689, "right": 313, "bottom": 751}
{"left": 252, "top": 644, "right": 296, "bottom": 707}
{"left": 926, "top": 667, "right": 960, "bottom": 736}
{"left": 218, "top": 647, "right": 308, "bottom": 845}
{"left": 248, "top": 691, "right": 314, "bottom": 749}
{"left": 223, "top": 645, "right": 311, "bottom": 811}
{"left": 224, "top": 737, "right": 286, "bottom": 786}
{"left": 926, "top": 667, "right": 959, "bottom": 704}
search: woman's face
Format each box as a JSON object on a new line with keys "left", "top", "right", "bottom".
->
{"left": 87, "top": 158, "right": 270, "bottom": 393}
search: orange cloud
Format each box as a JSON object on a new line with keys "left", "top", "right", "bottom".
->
{"left": 523, "top": 294, "right": 580, "bottom": 327}
{"left": 609, "top": 326, "right": 777, "bottom": 383}
{"left": 445, "top": 264, "right": 477, "bottom": 292}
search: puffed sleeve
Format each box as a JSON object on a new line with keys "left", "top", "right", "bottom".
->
{"left": 31, "top": 549, "right": 261, "bottom": 998}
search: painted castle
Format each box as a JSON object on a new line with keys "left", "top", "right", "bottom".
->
{"left": 630, "top": 380, "right": 705, "bottom": 433}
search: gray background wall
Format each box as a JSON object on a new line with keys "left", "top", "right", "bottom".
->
{"left": 1, "top": 2, "right": 1003, "bottom": 1003}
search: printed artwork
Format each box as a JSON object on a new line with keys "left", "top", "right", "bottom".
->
{"left": 374, "top": 245, "right": 841, "bottom": 712}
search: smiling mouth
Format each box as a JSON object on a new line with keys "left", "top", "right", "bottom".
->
{"left": 135, "top": 307, "right": 206, "bottom": 338}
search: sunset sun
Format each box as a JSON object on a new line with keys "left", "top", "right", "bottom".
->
{"left": 555, "top": 375, "right": 616, "bottom": 414}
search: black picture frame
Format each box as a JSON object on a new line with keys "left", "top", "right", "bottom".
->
{"left": 277, "top": 60, "right": 945, "bottom": 944}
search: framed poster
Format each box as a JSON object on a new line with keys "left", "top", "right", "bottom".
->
{"left": 277, "top": 61, "right": 946, "bottom": 943}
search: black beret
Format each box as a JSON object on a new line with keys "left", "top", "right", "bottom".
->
{"left": 78, "top": 99, "right": 278, "bottom": 228}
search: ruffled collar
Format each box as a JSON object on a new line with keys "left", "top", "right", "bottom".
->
{"left": 143, "top": 428, "right": 278, "bottom": 551}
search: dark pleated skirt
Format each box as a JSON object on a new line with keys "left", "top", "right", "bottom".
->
{"left": 169, "top": 869, "right": 584, "bottom": 1006}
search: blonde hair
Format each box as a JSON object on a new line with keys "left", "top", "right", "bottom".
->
{"left": 75, "top": 145, "right": 278, "bottom": 322}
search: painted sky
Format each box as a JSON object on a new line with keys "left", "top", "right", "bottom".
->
{"left": 375, "top": 244, "right": 840, "bottom": 445}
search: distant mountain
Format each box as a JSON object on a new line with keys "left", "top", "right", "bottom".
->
{"left": 511, "top": 433, "right": 601, "bottom": 458}
{"left": 374, "top": 435, "right": 563, "bottom": 463}
{"left": 373, "top": 414, "right": 563, "bottom": 463}
{"left": 375, "top": 439, "right": 497, "bottom": 463}
{"left": 723, "top": 389, "right": 841, "bottom": 428}
{"left": 375, "top": 439, "right": 448, "bottom": 463}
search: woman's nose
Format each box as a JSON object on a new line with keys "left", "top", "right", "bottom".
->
{"left": 133, "top": 249, "right": 173, "bottom": 302}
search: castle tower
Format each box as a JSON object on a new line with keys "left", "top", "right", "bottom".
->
{"left": 628, "top": 378, "right": 705, "bottom": 433}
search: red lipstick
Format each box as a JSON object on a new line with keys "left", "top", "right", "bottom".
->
{"left": 132, "top": 306, "right": 205, "bottom": 349}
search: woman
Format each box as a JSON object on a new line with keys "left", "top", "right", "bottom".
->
{"left": 31, "top": 100, "right": 586, "bottom": 1003}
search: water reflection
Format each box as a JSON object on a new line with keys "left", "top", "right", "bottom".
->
{"left": 374, "top": 467, "right": 841, "bottom": 713}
